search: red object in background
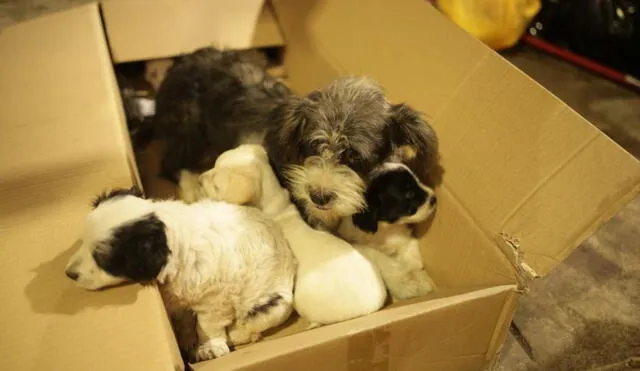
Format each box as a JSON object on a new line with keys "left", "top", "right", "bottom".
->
{"left": 522, "top": 35, "right": 640, "bottom": 90}
{"left": 523, "top": 35, "right": 640, "bottom": 92}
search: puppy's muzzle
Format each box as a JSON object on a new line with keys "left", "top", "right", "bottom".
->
{"left": 309, "top": 188, "right": 336, "bottom": 207}
{"left": 65, "top": 269, "right": 79, "bottom": 281}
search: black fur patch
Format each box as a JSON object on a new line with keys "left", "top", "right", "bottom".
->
{"left": 353, "top": 168, "right": 428, "bottom": 233}
{"left": 246, "top": 294, "right": 283, "bottom": 319}
{"left": 153, "top": 47, "right": 292, "bottom": 182}
{"left": 92, "top": 186, "right": 144, "bottom": 209}
{"left": 93, "top": 213, "right": 169, "bottom": 282}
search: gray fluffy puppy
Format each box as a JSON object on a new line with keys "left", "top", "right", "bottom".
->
{"left": 264, "top": 77, "right": 440, "bottom": 230}
{"left": 155, "top": 47, "right": 439, "bottom": 230}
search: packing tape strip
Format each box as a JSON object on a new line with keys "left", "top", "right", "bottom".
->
{"left": 346, "top": 327, "right": 391, "bottom": 371}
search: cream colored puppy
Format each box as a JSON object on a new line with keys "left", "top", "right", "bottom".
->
{"left": 188, "top": 144, "right": 387, "bottom": 326}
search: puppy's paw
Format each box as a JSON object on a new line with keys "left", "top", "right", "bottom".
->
{"left": 195, "top": 338, "right": 230, "bottom": 361}
{"left": 227, "top": 326, "right": 261, "bottom": 346}
{"left": 389, "top": 269, "right": 434, "bottom": 300}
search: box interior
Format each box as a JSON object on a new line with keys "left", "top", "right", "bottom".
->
{"left": 116, "top": 1, "right": 640, "bottom": 369}
{"left": 1, "top": 0, "right": 639, "bottom": 370}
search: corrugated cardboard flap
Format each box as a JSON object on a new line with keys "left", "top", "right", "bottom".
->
{"left": 0, "top": 4, "right": 181, "bottom": 370}
{"left": 271, "top": 0, "right": 640, "bottom": 278}
{"left": 193, "top": 286, "right": 518, "bottom": 371}
{"left": 101, "top": 0, "right": 285, "bottom": 63}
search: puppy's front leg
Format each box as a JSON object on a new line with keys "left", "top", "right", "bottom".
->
{"left": 194, "top": 310, "right": 233, "bottom": 361}
{"left": 356, "top": 246, "right": 433, "bottom": 300}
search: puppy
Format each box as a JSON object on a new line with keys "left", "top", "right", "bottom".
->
{"left": 337, "top": 163, "right": 437, "bottom": 300}
{"left": 153, "top": 46, "right": 291, "bottom": 182}
{"left": 191, "top": 145, "right": 387, "bottom": 326}
{"left": 264, "top": 76, "right": 440, "bottom": 231}
{"left": 154, "top": 52, "right": 439, "bottom": 231}
{"left": 64, "top": 186, "right": 296, "bottom": 361}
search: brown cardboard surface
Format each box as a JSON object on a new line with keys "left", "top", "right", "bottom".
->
{"left": 271, "top": 0, "right": 640, "bottom": 277}
{"left": 435, "top": 57, "right": 640, "bottom": 276}
{"left": 101, "top": 0, "right": 284, "bottom": 63}
{"left": 0, "top": 4, "right": 180, "bottom": 371}
{"left": 193, "top": 285, "right": 517, "bottom": 371}
{"left": 4, "top": 0, "right": 640, "bottom": 370}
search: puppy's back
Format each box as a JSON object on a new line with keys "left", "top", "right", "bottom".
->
{"left": 153, "top": 47, "right": 292, "bottom": 180}
{"left": 275, "top": 208, "right": 386, "bottom": 324}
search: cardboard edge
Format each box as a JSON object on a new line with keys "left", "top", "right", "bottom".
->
{"left": 94, "top": 7, "right": 144, "bottom": 190}
{"left": 101, "top": 1, "right": 286, "bottom": 64}
{"left": 193, "top": 285, "right": 518, "bottom": 370}
{"left": 560, "top": 169, "right": 640, "bottom": 276}
{"left": 150, "top": 286, "right": 186, "bottom": 371}
{"left": 483, "top": 290, "right": 519, "bottom": 370}
{"left": 494, "top": 233, "right": 540, "bottom": 291}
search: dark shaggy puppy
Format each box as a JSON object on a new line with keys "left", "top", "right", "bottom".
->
{"left": 264, "top": 77, "right": 439, "bottom": 230}
{"left": 153, "top": 47, "right": 291, "bottom": 182}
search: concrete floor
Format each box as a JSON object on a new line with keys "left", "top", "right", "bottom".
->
{"left": 1, "top": 2, "right": 639, "bottom": 370}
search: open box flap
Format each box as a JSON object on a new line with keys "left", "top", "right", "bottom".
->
{"left": 0, "top": 4, "right": 181, "bottom": 370}
{"left": 193, "top": 285, "right": 518, "bottom": 371}
{"left": 101, "top": 0, "right": 284, "bottom": 63}
{"left": 271, "top": 0, "right": 640, "bottom": 278}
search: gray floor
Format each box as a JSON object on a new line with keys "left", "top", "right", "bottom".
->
{"left": 2, "top": 2, "right": 639, "bottom": 370}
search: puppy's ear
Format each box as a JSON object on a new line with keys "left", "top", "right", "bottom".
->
{"left": 264, "top": 97, "right": 314, "bottom": 164}
{"left": 352, "top": 208, "right": 379, "bottom": 234}
{"left": 93, "top": 213, "right": 169, "bottom": 282}
{"left": 92, "top": 185, "right": 145, "bottom": 209}
{"left": 352, "top": 185, "right": 383, "bottom": 233}
{"left": 388, "top": 104, "right": 441, "bottom": 187}
{"left": 200, "top": 167, "right": 258, "bottom": 205}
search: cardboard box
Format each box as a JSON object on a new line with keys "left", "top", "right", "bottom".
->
{"left": 101, "top": 0, "right": 285, "bottom": 63}
{"left": 1, "top": 1, "right": 638, "bottom": 370}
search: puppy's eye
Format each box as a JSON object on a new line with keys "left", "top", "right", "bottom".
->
{"left": 302, "top": 143, "right": 316, "bottom": 157}
{"left": 345, "top": 150, "right": 363, "bottom": 164}
{"left": 405, "top": 190, "right": 415, "bottom": 199}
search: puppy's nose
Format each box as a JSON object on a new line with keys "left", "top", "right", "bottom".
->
{"left": 65, "top": 269, "right": 79, "bottom": 281}
{"left": 310, "top": 189, "right": 336, "bottom": 206}
{"left": 429, "top": 195, "right": 437, "bottom": 207}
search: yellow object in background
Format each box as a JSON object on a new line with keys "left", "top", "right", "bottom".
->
{"left": 437, "top": 0, "right": 541, "bottom": 51}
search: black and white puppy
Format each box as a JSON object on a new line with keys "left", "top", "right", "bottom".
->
{"left": 153, "top": 47, "right": 291, "bottom": 182}
{"left": 64, "top": 187, "right": 296, "bottom": 362}
{"left": 264, "top": 77, "right": 440, "bottom": 231}
{"left": 337, "top": 163, "right": 437, "bottom": 300}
